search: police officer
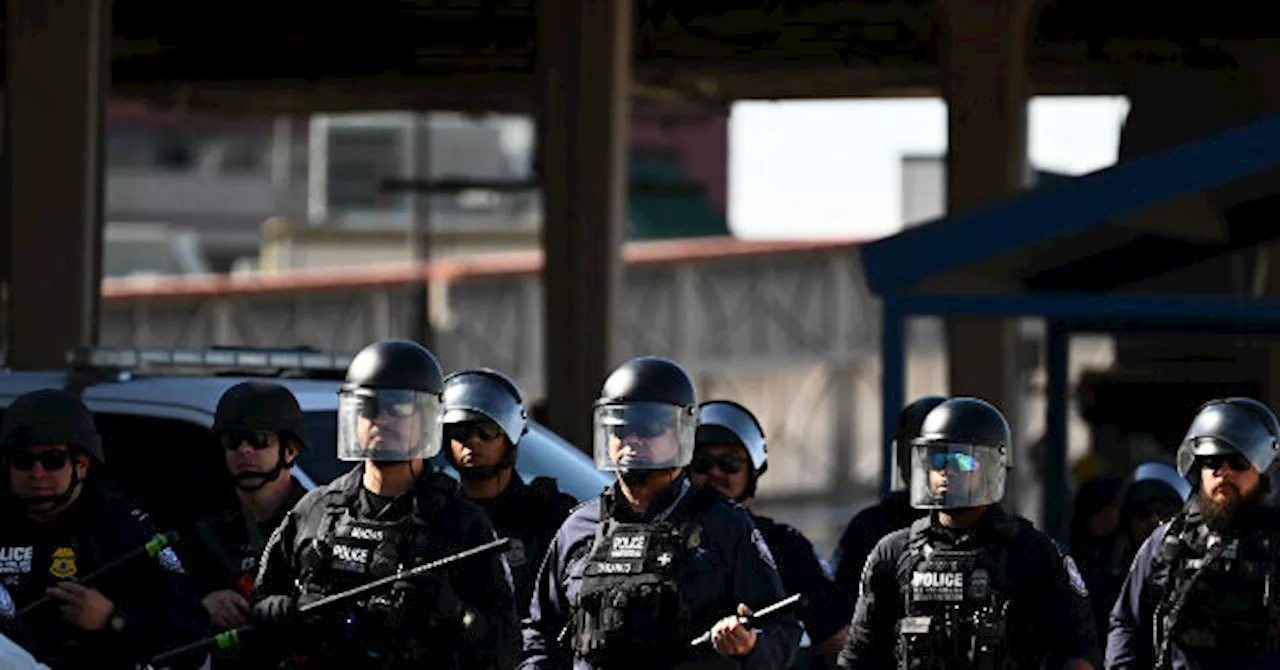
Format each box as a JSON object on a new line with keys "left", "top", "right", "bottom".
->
{"left": 0, "top": 389, "right": 207, "bottom": 668}
{"left": 441, "top": 368, "right": 577, "bottom": 618}
{"left": 1106, "top": 397, "right": 1280, "bottom": 669}
{"left": 252, "top": 339, "right": 519, "bottom": 668}
{"left": 521, "top": 356, "right": 802, "bottom": 669}
{"left": 179, "top": 381, "right": 311, "bottom": 666}
{"left": 830, "top": 397, "right": 944, "bottom": 602}
{"left": 689, "top": 399, "right": 850, "bottom": 669}
{"left": 838, "top": 396, "right": 1100, "bottom": 670}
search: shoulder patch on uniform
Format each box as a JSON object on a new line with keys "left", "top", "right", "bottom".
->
{"left": 0, "top": 583, "right": 13, "bottom": 619}
{"left": 1063, "top": 554, "right": 1088, "bottom": 597}
{"left": 157, "top": 546, "right": 186, "bottom": 574}
{"left": 752, "top": 528, "right": 778, "bottom": 572}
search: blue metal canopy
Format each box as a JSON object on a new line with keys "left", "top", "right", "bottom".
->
{"left": 863, "top": 114, "right": 1280, "bottom": 296}
{"left": 860, "top": 114, "right": 1280, "bottom": 542}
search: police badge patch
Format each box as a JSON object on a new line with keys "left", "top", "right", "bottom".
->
{"left": 751, "top": 529, "right": 778, "bottom": 571}
{"left": 1063, "top": 555, "right": 1089, "bottom": 597}
{"left": 49, "top": 547, "right": 77, "bottom": 579}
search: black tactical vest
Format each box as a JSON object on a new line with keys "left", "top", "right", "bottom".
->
{"left": 896, "top": 518, "right": 1013, "bottom": 670}
{"left": 1145, "top": 512, "right": 1280, "bottom": 655}
{"left": 569, "top": 484, "right": 712, "bottom": 668}
{"left": 293, "top": 478, "right": 454, "bottom": 666}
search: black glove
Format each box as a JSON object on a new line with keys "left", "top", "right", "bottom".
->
{"left": 250, "top": 595, "right": 298, "bottom": 627}
{"left": 416, "top": 575, "right": 464, "bottom": 621}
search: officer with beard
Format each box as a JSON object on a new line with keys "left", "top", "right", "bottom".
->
{"left": 521, "top": 356, "right": 801, "bottom": 669}
{"left": 441, "top": 368, "right": 577, "bottom": 618}
{"left": 830, "top": 397, "right": 944, "bottom": 605}
{"left": 1106, "top": 397, "right": 1280, "bottom": 669}
{"left": 179, "top": 381, "right": 311, "bottom": 667}
{"left": 251, "top": 339, "right": 518, "bottom": 669}
{"left": 689, "top": 399, "right": 850, "bottom": 669}
{"left": 0, "top": 389, "right": 206, "bottom": 668}
{"left": 838, "top": 396, "right": 1100, "bottom": 670}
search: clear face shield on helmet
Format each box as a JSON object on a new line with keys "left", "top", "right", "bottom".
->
{"left": 909, "top": 442, "right": 1009, "bottom": 509}
{"left": 593, "top": 402, "right": 696, "bottom": 472}
{"left": 338, "top": 388, "right": 443, "bottom": 462}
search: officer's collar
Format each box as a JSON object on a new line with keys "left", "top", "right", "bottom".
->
{"left": 928, "top": 504, "right": 1018, "bottom": 542}
{"left": 607, "top": 473, "right": 691, "bottom": 523}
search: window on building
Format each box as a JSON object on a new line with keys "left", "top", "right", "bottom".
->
{"left": 326, "top": 127, "right": 405, "bottom": 211}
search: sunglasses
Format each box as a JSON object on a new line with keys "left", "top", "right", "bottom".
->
{"left": 220, "top": 430, "right": 277, "bottom": 452}
{"left": 929, "top": 452, "right": 978, "bottom": 473}
{"left": 607, "top": 421, "right": 673, "bottom": 440}
{"left": 1200, "top": 453, "right": 1251, "bottom": 472}
{"left": 356, "top": 393, "right": 417, "bottom": 420}
{"left": 9, "top": 450, "right": 73, "bottom": 472}
{"left": 691, "top": 452, "right": 747, "bottom": 475}
{"left": 446, "top": 421, "right": 504, "bottom": 443}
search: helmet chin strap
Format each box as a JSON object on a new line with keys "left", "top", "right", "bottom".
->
{"left": 19, "top": 467, "right": 84, "bottom": 512}
{"left": 232, "top": 444, "right": 291, "bottom": 492}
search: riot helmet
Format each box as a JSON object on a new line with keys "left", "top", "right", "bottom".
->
{"left": 214, "top": 381, "right": 308, "bottom": 491}
{"left": 337, "top": 339, "right": 445, "bottom": 462}
{"left": 1176, "top": 397, "right": 1280, "bottom": 478}
{"left": 694, "top": 400, "right": 767, "bottom": 500}
{"left": 908, "top": 397, "right": 1012, "bottom": 510}
{"left": 593, "top": 356, "right": 698, "bottom": 474}
{"left": 1117, "top": 462, "right": 1190, "bottom": 533}
{"left": 441, "top": 368, "right": 528, "bottom": 479}
{"left": 894, "top": 396, "right": 948, "bottom": 488}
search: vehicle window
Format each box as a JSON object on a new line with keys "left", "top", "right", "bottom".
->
{"left": 93, "top": 413, "right": 238, "bottom": 534}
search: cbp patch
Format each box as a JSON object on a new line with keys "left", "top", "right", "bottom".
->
{"left": 752, "top": 529, "right": 778, "bottom": 572}
{"left": 49, "top": 547, "right": 77, "bottom": 580}
{"left": 1064, "top": 555, "right": 1088, "bottom": 597}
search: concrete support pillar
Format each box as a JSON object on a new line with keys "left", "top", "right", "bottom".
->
{"left": 3, "top": 0, "right": 109, "bottom": 368}
{"left": 536, "top": 0, "right": 633, "bottom": 451}
{"left": 939, "top": 0, "right": 1034, "bottom": 511}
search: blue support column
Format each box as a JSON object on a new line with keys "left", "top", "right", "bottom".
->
{"left": 1043, "top": 320, "right": 1071, "bottom": 543}
{"left": 881, "top": 301, "right": 906, "bottom": 497}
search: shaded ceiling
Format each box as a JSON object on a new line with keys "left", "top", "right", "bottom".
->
{"left": 3, "top": 2, "right": 1280, "bottom": 113}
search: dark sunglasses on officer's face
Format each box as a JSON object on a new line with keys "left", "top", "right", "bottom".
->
{"left": 446, "top": 421, "right": 504, "bottom": 443}
{"left": 8, "top": 450, "right": 72, "bottom": 472}
{"left": 357, "top": 394, "right": 417, "bottom": 420}
{"left": 1200, "top": 453, "right": 1251, "bottom": 472}
{"left": 608, "top": 421, "right": 673, "bottom": 440}
{"left": 220, "top": 430, "right": 277, "bottom": 452}
{"left": 691, "top": 452, "right": 747, "bottom": 475}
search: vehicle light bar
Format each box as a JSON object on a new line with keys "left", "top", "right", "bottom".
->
{"left": 66, "top": 346, "right": 354, "bottom": 373}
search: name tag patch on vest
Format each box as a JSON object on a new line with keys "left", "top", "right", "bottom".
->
{"left": 0, "top": 547, "right": 33, "bottom": 575}
{"left": 49, "top": 547, "right": 77, "bottom": 580}
{"left": 911, "top": 570, "right": 966, "bottom": 602}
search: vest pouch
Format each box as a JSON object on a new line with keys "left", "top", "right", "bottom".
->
{"left": 897, "top": 616, "right": 946, "bottom": 670}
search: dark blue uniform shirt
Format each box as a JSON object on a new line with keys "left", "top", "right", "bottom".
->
{"left": 750, "top": 513, "right": 850, "bottom": 646}
{"left": 520, "top": 476, "right": 802, "bottom": 670}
